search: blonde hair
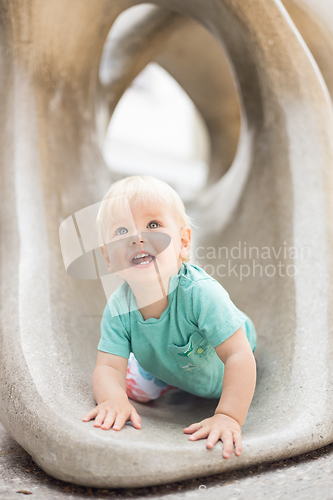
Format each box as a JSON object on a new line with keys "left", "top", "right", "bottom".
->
{"left": 97, "top": 175, "right": 196, "bottom": 263}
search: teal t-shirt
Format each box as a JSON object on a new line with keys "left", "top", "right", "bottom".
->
{"left": 98, "top": 262, "right": 257, "bottom": 399}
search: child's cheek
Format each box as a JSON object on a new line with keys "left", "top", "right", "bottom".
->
{"left": 156, "top": 244, "right": 178, "bottom": 269}
{"left": 106, "top": 241, "right": 128, "bottom": 272}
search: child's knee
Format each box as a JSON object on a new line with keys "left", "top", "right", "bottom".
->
{"left": 125, "top": 383, "right": 154, "bottom": 403}
{"left": 126, "top": 382, "right": 174, "bottom": 403}
{"left": 126, "top": 353, "right": 171, "bottom": 402}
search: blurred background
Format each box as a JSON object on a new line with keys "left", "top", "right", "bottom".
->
{"left": 101, "top": 9, "right": 211, "bottom": 204}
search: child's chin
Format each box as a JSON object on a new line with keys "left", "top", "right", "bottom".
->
{"left": 127, "top": 267, "right": 173, "bottom": 283}
{"left": 119, "top": 266, "right": 156, "bottom": 279}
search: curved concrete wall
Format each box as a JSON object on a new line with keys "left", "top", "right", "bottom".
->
{"left": 1, "top": 0, "right": 333, "bottom": 488}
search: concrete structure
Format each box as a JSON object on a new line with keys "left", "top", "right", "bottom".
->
{"left": 1, "top": 0, "right": 333, "bottom": 489}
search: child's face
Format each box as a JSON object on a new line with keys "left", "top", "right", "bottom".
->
{"left": 100, "top": 200, "right": 191, "bottom": 286}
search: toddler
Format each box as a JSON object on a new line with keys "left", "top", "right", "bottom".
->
{"left": 83, "top": 175, "right": 257, "bottom": 459}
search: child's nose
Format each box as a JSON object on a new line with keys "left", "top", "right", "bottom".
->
{"left": 129, "top": 232, "right": 145, "bottom": 245}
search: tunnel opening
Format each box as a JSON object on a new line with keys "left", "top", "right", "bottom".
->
{"left": 98, "top": 3, "right": 242, "bottom": 203}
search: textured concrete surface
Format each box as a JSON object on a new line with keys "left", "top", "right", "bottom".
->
{"left": 2, "top": 421, "right": 333, "bottom": 499}
{"left": 1, "top": 0, "right": 333, "bottom": 490}
{"left": 282, "top": 0, "right": 333, "bottom": 98}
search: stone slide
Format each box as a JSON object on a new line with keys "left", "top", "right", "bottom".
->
{"left": 1, "top": 0, "right": 333, "bottom": 489}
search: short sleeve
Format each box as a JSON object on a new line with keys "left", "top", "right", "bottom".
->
{"left": 192, "top": 279, "right": 248, "bottom": 348}
{"left": 98, "top": 297, "right": 131, "bottom": 359}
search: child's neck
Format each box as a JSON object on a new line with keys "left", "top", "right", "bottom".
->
{"left": 131, "top": 274, "right": 170, "bottom": 319}
{"left": 130, "top": 261, "right": 183, "bottom": 320}
{"left": 137, "top": 296, "right": 169, "bottom": 321}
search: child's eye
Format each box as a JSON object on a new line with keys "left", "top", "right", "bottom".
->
{"left": 147, "top": 220, "right": 161, "bottom": 229}
{"left": 115, "top": 227, "right": 128, "bottom": 236}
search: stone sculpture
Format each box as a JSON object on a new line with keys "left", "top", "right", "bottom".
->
{"left": 0, "top": 0, "right": 333, "bottom": 488}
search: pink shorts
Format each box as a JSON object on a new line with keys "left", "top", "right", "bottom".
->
{"left": 126, "top": 353, "right": 176, "bottom": 403}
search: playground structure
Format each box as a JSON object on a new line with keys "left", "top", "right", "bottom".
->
{"left": 1, "top": 0, "right": 333, "bottom": 488}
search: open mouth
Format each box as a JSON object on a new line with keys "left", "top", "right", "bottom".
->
{"left": 131, "top": 253, "right": 155, "bottom": 266}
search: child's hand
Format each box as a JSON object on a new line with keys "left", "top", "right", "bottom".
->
{"left": 183, "top": 413, "right": 241, "bottom": 458}
{"left": 82, "top": 397, "right": 141, "bottom": 431}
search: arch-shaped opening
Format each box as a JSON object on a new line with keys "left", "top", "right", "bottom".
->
{"left": 98, "top": 3, "right": 242, "bottom": 199}
{"left": 102, "top": 62, "right": 210, "bottom": 203}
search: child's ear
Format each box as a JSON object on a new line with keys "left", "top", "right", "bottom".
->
{"left": 180, "top": 226, "right": 191, "bottom": 258}
{"left": 99, "top": 244, "right": 114, "bottom": 273}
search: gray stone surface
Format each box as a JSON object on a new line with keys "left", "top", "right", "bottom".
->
{"left": 282, "top": 0, "right": 333, "bottom": 98}
{"left": 2, "top": 421, "right": 333, "bottom": 499}
{"left": 1, "top": 0, "right": 333, "bottom": 490}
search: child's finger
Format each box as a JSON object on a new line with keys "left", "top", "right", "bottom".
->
{"left": 130, "top": 410, "right": 141, "bottom": 429}
{"left": 206, "top": 429, "right": 221, "bottom": 449}
{"left": 82, "top": 408, "right": 98, "bottom": 421}
{"left": 233, "top": 431, "right": 242, "bottom": 456}
{"left": 112, "top": 411, "right": 129, "bottom": 431}
{"left": 183, "top": 422, "right": 201, "bottom": 433}
{"left": 101, "top": 410, "right": 116, "bottom": 430}
{"left": 93, "top": 409, "right": 107, "bottom": 428}
{"left": 221, "top": 430, "right": 233, "bottom": 459}
{"left": 188, "top": 427, "right": 209, "bottom": 441}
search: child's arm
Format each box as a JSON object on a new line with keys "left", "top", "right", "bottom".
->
{"left": 183, "top": 327, "right": 256, "bottom": 458}
{"left": 82, "top": 351, "right": 141, "bottom": 431}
